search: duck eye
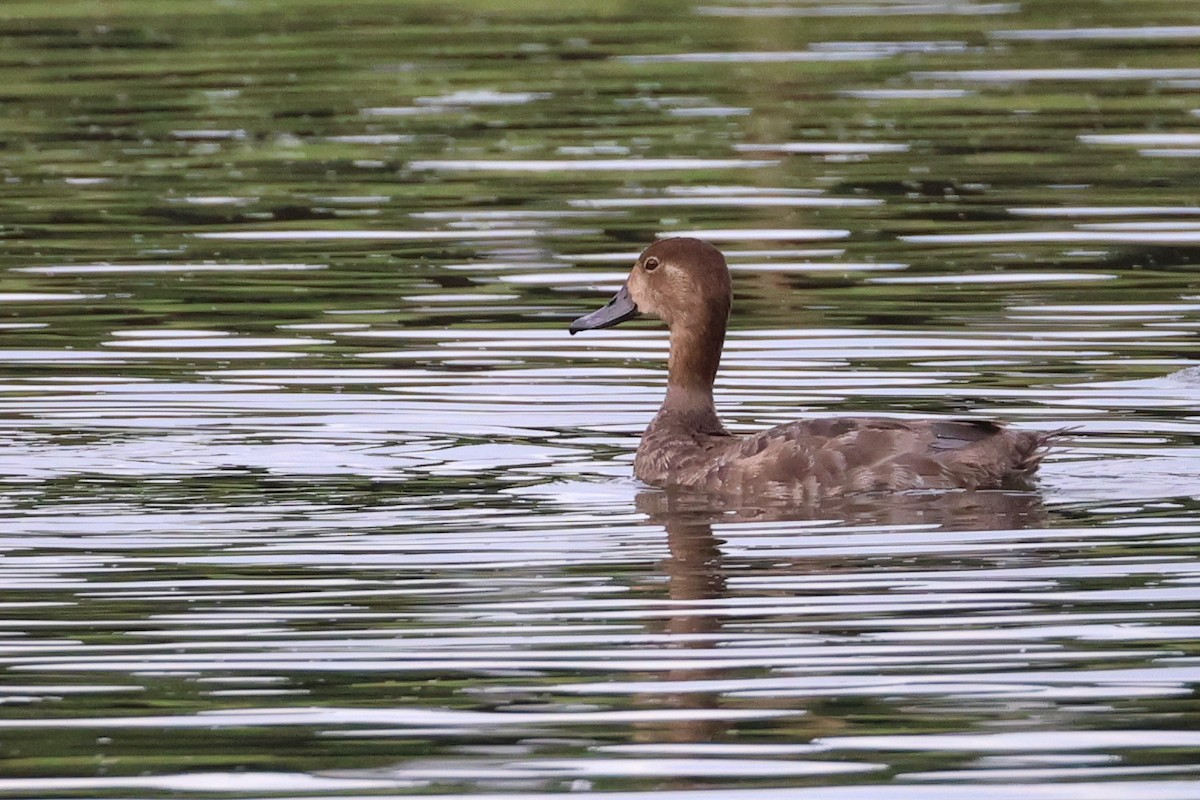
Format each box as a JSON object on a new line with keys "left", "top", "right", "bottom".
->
{"left": 643, "top": 257, "right": 660, "bottom": 272}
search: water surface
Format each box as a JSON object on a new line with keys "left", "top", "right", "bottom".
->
{"left": 1, "top": 0, "right": 1199, "bottom": 797}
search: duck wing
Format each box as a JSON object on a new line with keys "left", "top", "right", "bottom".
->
{"left": 716, "top": 417, "right": 1048, "bottom": 497}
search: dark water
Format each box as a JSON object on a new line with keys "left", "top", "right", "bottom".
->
{"left": 1, "top": 0, "right": 1199, "bottom": 797}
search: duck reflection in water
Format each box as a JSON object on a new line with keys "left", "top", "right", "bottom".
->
{"left": 571, "top": 238, "right": 1055, "bottom": 504}
{"left": 636, "top": 485, "right": 1046, "bottom": 756}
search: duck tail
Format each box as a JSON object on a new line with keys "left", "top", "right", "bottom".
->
{"left": 1015, "top": 426, "right": 1073, "bottom": 474}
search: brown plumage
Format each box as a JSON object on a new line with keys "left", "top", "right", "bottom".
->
{"left": 569, "top": 237, "right": 1051, "bottom": 499}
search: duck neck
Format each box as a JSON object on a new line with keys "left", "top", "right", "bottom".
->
{"left": 659, "top": 320, "right": 727, "bottom": 435}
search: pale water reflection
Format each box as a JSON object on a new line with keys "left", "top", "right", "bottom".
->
{"left": 1, "top": 0, "right": 1200, "bottom": 796}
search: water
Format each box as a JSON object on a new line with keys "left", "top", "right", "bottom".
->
{"left": 1, "top": 0, "right": 1199, "bottom": 796}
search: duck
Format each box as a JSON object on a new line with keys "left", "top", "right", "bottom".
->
{"left": 569, "top": 237, "right": 1050, "bottom": 500}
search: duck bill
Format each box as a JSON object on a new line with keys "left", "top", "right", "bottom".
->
{"left": 569, "top": 284, "right": 640, "bottom": 334}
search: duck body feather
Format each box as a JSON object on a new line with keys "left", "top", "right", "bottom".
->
{"left": 635, "top": 414, "right": 1047, "bottom": 501}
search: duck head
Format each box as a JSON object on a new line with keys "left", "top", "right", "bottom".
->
{"left": 569, "top": 237, "right": 731, "bottom": 334}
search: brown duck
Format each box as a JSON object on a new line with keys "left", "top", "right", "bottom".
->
{"left": 570, "top": 238, "right": 1050, "bottom": 500}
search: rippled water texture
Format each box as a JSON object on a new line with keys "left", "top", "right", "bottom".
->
{"left": 1, "top": 0, "right": 1199, "bottom": 797}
